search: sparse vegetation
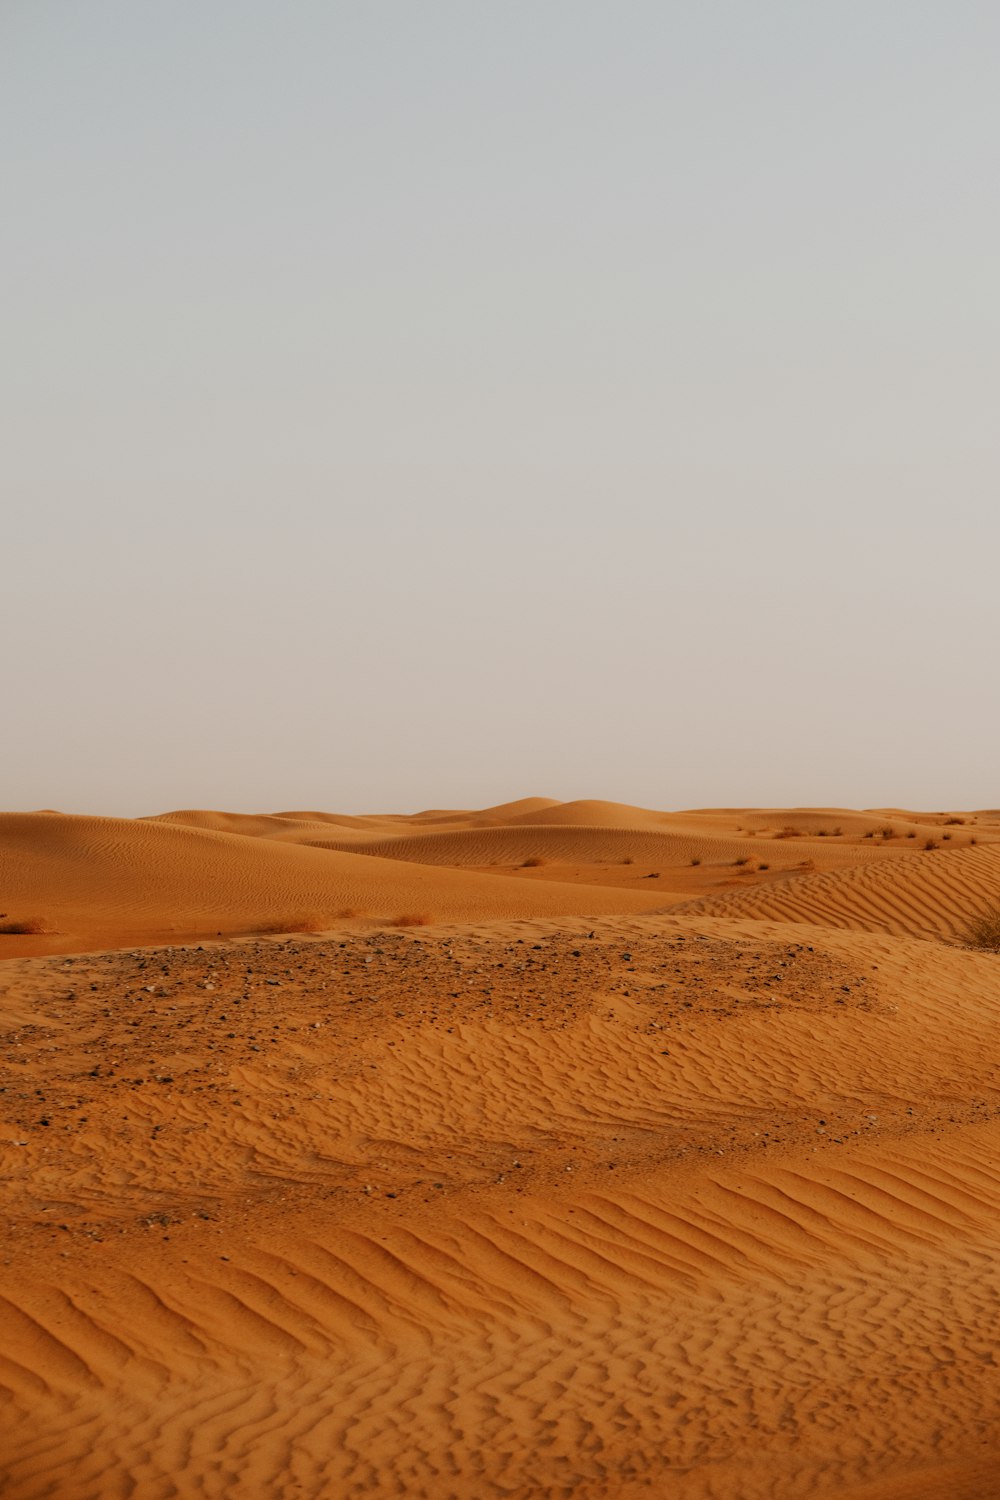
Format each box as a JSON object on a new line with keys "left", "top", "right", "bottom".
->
{"left": 905, "top": 830, "right": 916, "bottom": 838}
{"left": 774, "top": 826, "right": 802, "bottom": 839}
{"left": 521, "top": 855, "right": 546, "bottom": 868}
{"left": 734, "top": 857, "right": 749, "bottom": 867}
{"left": 393, "top": 912, "right": 434, "bottom": 927}
{"left": 945, "top": 816, "right": 966, "bottom": 826}
{"left": 690, "top": 856, "right": 701, "bottom": 866}
{"left": 965, "top": 904, "right": 1000, "bottom": 952}
{"left": 622, "top": 855, "right": 634, "bottom": 865}
{"left": 924, "top": 839, "right": 939, "bottom": 851}
{"left": 880, "top": 826, "right": 895, "bottom": 840}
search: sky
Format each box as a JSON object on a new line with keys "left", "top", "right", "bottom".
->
{"left": 3, "top": 1, "right": 998, "bottom": 816}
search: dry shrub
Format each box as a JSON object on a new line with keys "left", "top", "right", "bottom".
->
{"left": 393, "top": 912, "right": 434, "bottom": 927}
{"left": 773, "top": 827, "right": 802, "bottom": 839}
{"left": 521, "top": 855, "right": 546, "bottom": 868}
{"left": 690, "top": 856, "right": 702, "bottom": 866}
{"left": 965, "top": 905, "right": 1000, "bottom": 952}
{"left": 622, "top": 855, "right": 634, "bottom": 865}
{"left": 879, "top": 826, "right": 895, "bottom": 839}
{"left": 924, "top": 839, "right": 939, "bottom": 851}
{"left": 733, "top": 856, "right": 749, "bottom": 866}
{"left": 945, "top": 816, "right": 966, "bottom": 825}
{"left": 0, "top": 917, "right": 49, "bottom": 935}
{"left": 906, "top": 830, "right": 917, "bottom": 838}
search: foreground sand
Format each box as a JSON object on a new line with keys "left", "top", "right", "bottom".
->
{"left": 2, "top": 801, "right": 1000, "bottom": 1498}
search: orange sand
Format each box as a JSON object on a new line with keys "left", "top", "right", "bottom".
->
{"left": 2, "top": 799, "right": 1000, "bottom": 1498}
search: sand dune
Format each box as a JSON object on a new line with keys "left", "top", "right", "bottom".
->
{"left": 2, "top": 801, "right": 1000, "bottom": 1497}
{"left": 677, "top": 841, "right": 1000, "bottom": 942}
{"left": 308, "top": 819, "right": 916, "bottom": 872}
{"left": 0, "top": 812, "right": 669, "bottom": 956}
{"left": 150, "top": 807, "right": 384, "bottom": 838}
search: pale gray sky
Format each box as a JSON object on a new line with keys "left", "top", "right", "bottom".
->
{"left": 3, "top": 2, "right": 998, "bottom": 815}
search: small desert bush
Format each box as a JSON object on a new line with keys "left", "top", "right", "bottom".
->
{"left": 733, "top": 856, "right": 749, "bottom": 866}
{"left": 924, "top": 839, "right": 939, "bottom": 851}
{"left": 965, "top": 905, "right": 1000, "bottom": 952}
{"left": 774, "top": 826, "right": 802, "bottom": 839}
{"left": 945, "top": 816, "right": 966, "bottom": 826}
{"left": 393, "top": 912, "right": 434, "bottom": 927}
{"left": 690, "top": 856, "right": 702, "bottom": 866}
{"left": 880, "top": 826, "right": 895, "bottom": 840}
{"left": 521, "top": 855, "right": 546, "bottom": 868}
{"left": 622, "top": 855, "right": 634, "bottom": 865}
{"left": 906, "top": 830, "right": 916, "bottom": 838}
{"left": 0, "top": 917, "right": 48, "bottom": 935}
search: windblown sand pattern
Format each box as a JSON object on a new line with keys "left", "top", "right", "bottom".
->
{"left": 2, "top": 801, "right": 999, "bottom": 1498}
{"left": 678, "top": 843, "right": 1000, "bottom": 942}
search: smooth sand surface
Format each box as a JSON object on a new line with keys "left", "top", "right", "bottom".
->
{"left": 2, "top": 800, "right": 1000, "bottom": 1498}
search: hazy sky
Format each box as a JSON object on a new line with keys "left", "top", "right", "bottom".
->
{"left": 4, "top": 2, "right": 998, "bottom": 815}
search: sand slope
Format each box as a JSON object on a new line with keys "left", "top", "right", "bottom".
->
{"left": 309, "top": 820, "right": 912, "bottom": 872}
{"left": 2, "top": 802, "right": 1000, "bottom": 1498}
{"left": 0, "top": 812, "right": 669, "bottom": 955}
{"left": 676, "top": 842, "right": 1000, "bottom": 942}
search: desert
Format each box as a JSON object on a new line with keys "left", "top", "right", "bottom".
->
{"left": 9, "top": 3, "right": 999, "bottom": 1495}
{"left": 2, "top": 799, "right": 1000, "bottom": 1498}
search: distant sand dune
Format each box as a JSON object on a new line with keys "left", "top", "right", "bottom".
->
{"left": 308, "top": 820, "right": 916, "bottom": 873}
{"left": 150, "top": 807, "right": 393, "bottom": 839}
